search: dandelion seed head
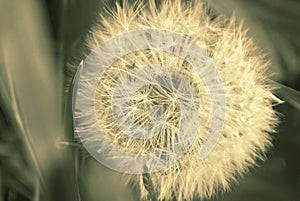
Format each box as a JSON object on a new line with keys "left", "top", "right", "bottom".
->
{"left": 75, "top": 0, "right": 280, "bottom": 200}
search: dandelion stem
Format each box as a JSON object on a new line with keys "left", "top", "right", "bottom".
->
{"left": 142, "top": 172, "right": 157, "bottom": 201}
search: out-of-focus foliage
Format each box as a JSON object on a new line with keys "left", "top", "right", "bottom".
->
{"left": 0, "top": 0, "right": 299, "bottom": 201}
{"left": 210, "top": 0, "right": 300, "bottom": 84}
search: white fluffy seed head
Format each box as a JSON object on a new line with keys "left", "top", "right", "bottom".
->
{"left": 81, "top": 0, "right": 280, "bottom": 200}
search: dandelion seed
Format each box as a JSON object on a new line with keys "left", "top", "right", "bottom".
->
{"left": 72, "top": 0, "right": 280, "bottom": 200}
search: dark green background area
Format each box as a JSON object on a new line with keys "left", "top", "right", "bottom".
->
{"left": 0, "top": 0, "right": 299, "bottom": 201}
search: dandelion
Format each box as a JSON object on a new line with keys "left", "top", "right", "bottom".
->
{"left": 72, "top": 0, "right": 280, "bottom": 200}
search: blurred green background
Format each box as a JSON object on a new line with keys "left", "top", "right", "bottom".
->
{"left": 0, "top": 0, "right": 299, "bottom": 201}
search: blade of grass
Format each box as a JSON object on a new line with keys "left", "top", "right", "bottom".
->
{"left": 274, "top": 82, "right": 300, "bottom": 111}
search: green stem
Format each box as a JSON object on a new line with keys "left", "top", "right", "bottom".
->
{"left": 142, "top": 172, "right": 158, "bottom": 201}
